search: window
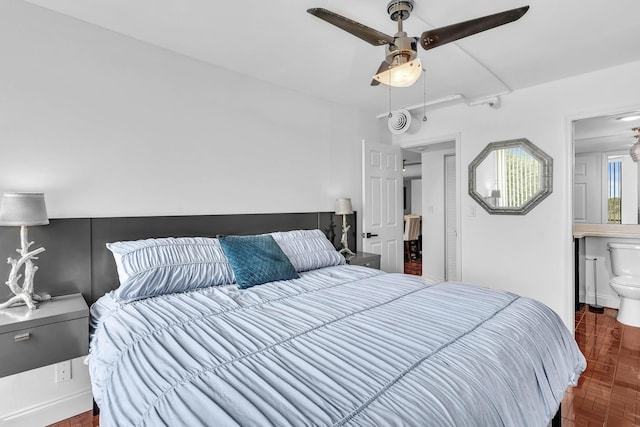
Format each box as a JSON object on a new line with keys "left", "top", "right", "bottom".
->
{"left": 608, "top": 159, "right": 622, "bottom": 224}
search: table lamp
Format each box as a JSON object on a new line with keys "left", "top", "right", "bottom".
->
{"left": 0, "top": 192, "right": 51, "bottom": 310}
{"left": 490, "top": 189, "right": 501, "bottom": 206}
{"left": 335, "top": 198, "right": 355, "bottom": 257}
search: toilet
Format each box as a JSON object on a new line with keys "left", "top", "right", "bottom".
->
{"left": 608, "top": 242, "right": 640, "bottom": 327}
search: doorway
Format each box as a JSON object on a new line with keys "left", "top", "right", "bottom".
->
{"left": 572, "top": 109, "right": 640, "bottom": 310}
{"left": 402, "top": 137, "right": 460, "bottom": 281}
{"left": 402, "top": 148, "right": 423, "bottom": 275}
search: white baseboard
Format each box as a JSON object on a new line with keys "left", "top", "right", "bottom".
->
{"left": 582, "top": 292, "right": 620, "bottom": 309}
{"left": 1, "top": 389, "right": 92, "bottom": 427}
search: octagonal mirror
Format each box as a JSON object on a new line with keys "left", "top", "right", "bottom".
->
{"left": 469, "top": 138, "right": 553, "bottom": 215}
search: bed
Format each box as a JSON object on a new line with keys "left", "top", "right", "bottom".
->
{"left": 88, "top": 229, "right": 585, "bottom": 427}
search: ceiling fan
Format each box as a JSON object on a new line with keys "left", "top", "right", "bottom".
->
{"left": 307, "top": 1, "right": 529, "bottom": 87}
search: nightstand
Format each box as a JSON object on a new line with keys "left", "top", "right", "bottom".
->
{"left": 346, "top": 251, "right": 381, "bottom": 269}
{"left": 0, "top": 293, "right": 89, "bottom": 377}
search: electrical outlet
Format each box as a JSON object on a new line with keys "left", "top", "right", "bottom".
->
{"left": 55, "top": 360, "right": 71, "bottom": 383}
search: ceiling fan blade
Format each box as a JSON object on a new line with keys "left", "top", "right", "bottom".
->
{"left": 370, "top": 61, "right": 390, "bottom": 86}
{"left": 307, "top": 8, "right": 395, "bottom": 46}
{"left": 420, "top": 6, "right": 529, "bottom": 50}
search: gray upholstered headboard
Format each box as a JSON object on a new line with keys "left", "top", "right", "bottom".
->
{"left": 0, "top": 212, "right": 356, "bottom": 305}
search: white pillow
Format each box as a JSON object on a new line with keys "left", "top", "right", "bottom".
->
{"left": 106, "top": 237, "right": 235, "bottom": 303}
{"left": 270, "top": 229, "right": 345, "bottom": 272}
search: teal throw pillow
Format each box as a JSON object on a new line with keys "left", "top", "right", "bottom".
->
{"left": 218, "top": 234, "right": 299, "bottom": 289}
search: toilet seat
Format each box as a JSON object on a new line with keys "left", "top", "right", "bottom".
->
{"left": 610, "top": 275, "right": 640, "bottom": 287}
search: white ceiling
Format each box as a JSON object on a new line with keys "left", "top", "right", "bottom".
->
{"left": 21, "top": 0, "right": 640, "bottom": 116}
{"left": 574, "top": 111, "right": 640, "bottom": 154}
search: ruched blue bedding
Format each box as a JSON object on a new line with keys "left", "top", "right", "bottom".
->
{"left": 88, "top": 265, "right": 585, "bottom": 427}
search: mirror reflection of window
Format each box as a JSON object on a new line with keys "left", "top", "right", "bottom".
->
{"left": 607, "top": 157, "right": 622, "bottom": 224}
{"left": 495, "top": 147, "right": 541, "bottom": 208}
{"left": 476, "top": 147, "right": 542, "bottom": 209}
{"left": 606, "top": 153, "right": 638, "bottom": 224}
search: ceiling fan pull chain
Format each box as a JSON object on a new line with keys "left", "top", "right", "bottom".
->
{"left": 388, "top": 81, "right": 392, "bottom": 118}
{"left": 422, "top": 67, "right": 427, "bottom": 122}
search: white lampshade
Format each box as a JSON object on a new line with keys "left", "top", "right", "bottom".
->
{"left": 373, "top": 58, "right": 422, "bottom": 88}
{"left": 335, "top": 198, "right": 354, "bottom": 215}
{"left": 0, "top": 193, "right": 49, "bottom": 226}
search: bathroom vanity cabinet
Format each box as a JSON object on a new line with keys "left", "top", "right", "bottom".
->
{"left": 573, "top": 224, "right": 640, "bottom": 311}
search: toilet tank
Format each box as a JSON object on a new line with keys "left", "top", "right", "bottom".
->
{"left": 608, "top": 242, "right": 640, "bottom": 276}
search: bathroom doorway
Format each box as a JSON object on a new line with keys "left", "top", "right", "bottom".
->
{"left": 572, "top": 108, "right": 640, "bottom": 310}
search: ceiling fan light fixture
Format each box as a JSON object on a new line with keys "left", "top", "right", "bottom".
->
{"left": 373, "top": 58, "right": 422, "bottom": 87}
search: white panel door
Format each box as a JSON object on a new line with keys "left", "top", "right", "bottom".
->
{"left": 444, "top": 154, "right": 457, "bottom": 281}
{"left": 574, "top": 153, "right": 601, "bottom": 223}
{"left": 362, "top": 140, "right": 403, "bottom": 273}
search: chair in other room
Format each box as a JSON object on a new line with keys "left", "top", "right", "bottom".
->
{"left": 403, "top": 214, "right": 421, "bottom": 262}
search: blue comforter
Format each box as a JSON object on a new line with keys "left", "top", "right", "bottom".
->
{"left": 88, "top": 266, "right": 585, "bottom": 427}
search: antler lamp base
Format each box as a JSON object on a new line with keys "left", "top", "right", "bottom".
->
{"left": 0, "top": 226, "right": 50, "bottom": 310}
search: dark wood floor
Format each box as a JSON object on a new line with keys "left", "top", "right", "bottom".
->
{"left": 47, "top": 410, "right": 96, "bottom": 427}
{"left": 404, "top": 258, "right": 422, "bottom": 275}
{"left": 562, "top": 305, "right": 640, "bottom": 426}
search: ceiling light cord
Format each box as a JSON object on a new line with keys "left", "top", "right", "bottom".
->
{"left": 422, "top": 67, "right": 427, "bottom": 122}
{"left": 388, "top": 78, "right": 392, "bottom": 118}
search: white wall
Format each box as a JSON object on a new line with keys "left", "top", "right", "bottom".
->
{"left": 0, "top": 357, "right": 90, "bottom": 427}
{"left": 0, "top": 0, "right": 374, "bottom": 219}
{"left": 394, "top": 59, "right": 640, "bottom": 329}
{"left": 0, "top": 1, "right": 377, "bottom": 423}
